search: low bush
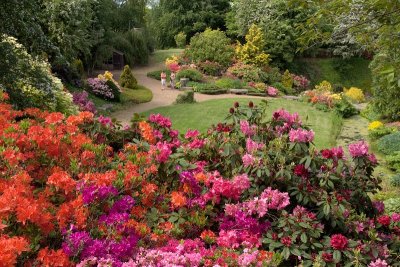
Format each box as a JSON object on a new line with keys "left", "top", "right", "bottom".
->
{"left": 147, "top": 69, "right": 171, "bottom": 81}
{"left": 175, "top": 90, "right": 195, "bottom": 104}
{"left": 315, "top": 80, "right": 333, "bottom": 92}
{"left": 198, "top": 61, "right": 223, "bottom": 76}
{"left": 176, "top": 69, "right": 203, "bottom": 82}
{"left": 227, "top": 62, "right": 261, "bottom": 82}
{"left": 120, "top": 85, "right": 153, "bottom": 104}
{"left": 259, "top": 67, "right": 282, "bottom": 84}
{"left": 215, "top": 77, "right": 244, "bottom": 89}
{"left": 334, "top": 98, "right": 359, "bottom": 118}
{"left": 384, "top": 198, "right": 400, "bottom": 213}
{"left": 72, "top": 91, "right": 96, "bottom": 113}
{"left": 368, "top": 126, "right": 396, "bottom": 141}
{"left": 344, "top": 87, "right": 365, "bottom": 103}
{"left": 281, "top": 70, "right": 293, "bottom": 89}
{"left": 377, "top": 131, "right": 400, "bottom": 155}
{"left": 272, "top": 82, "right": 294, "bottom": 95}
{"left": 390, "top": 174, "right": 400, "bottom": 187}
{"left": 119, "top": 65, "right": 137, "bottom": 89}
{"left": 386, "top": 152, "right": 400, "bottom": 172}
{"left": 190, "top": 82, "right": 228, "bottom": 95}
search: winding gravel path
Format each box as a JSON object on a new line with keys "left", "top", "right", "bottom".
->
{"left": 110, "top": 63, "right": 265, "bottom": 125}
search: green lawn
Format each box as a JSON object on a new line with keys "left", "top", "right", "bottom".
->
{"left": 142, "top": 98, "right": 342, "bottom": 149}
{"left": 149, "top": 49, "right": 184, "bottom": 64}
{"left": 289, "top": 57, "right": 372, "bottom": 94}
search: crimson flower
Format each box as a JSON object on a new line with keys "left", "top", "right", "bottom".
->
{"left": 330, "top": 234, "right": 348, "bottom": 250}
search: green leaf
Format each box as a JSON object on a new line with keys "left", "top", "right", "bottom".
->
{"left": 333, "top": 250, "right": 341, "bottom": 262}
{"left": 291, "top": 248, "right": 302, "bottom": 257}
{"left": 282, "top": 247, "right": 290, "bottom": 259}
{"left": 323, "top": 204, "right": 330, "bottom": 216}
{"left": 301, "top": 233, "right": 308, "bottom": 243}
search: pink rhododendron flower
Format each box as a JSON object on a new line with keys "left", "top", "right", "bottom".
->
{"left": 348, "top": 140, "right": 369, "bottom": 157}
{"left": 368, "top": 259, "right": 389, "bottom": 267}
{"left": 98, "top": 115, "right": 113, "bottom": 127}
{"left": 150, "top": 141, "right": 172, "bottom": 163}
{"left": 185, "top": 129, "right": 200, "bottom": 139}
{"left": 242, "top": 153, "right": 255, "bottom": 167}
{"left": 272, "top": 109, "right": 301, "bottom": 125}
{"left": 392, "top": 213, "right": 400, "bottom": 222}
{"left": 240, "top": 120, "right": 256, "bottom": 136}
{"left": 149, "top": 113, "right": 172, "bottom": 128}
{"left": 246, "top": 138, "right": 263, "bottom": 153}
{"left": 289, "top": 128, "right": 314, "bottom": 143}
{"left": 267, "top": 86, "right": 278, "bottom": 97}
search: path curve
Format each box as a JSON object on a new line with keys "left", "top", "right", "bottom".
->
{"left": 110, "top": 64, "right": 266, "bottom": 125}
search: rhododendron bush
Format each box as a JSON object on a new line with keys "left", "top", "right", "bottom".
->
{"left": 0, "top": 91, "right": 399, "bottom": 266}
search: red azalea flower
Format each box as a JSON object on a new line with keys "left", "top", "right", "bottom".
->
{"left": 377, "top": 215, "right": 391, "bottom": 226}
{"left": 330, "top": 234, "right": 348, "bottom": 250}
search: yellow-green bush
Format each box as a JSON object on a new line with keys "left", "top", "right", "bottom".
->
{"left": 281, "top": 70, "right": 293, "bottom": 89}
{"left": 315, "top": 80, "right": 333, "bottom": 92}
{"left": 235, "top": 24, "right": 270, "bottom": 67}
{"left": 344, "top": 87, "right": 365, "bottom": 103}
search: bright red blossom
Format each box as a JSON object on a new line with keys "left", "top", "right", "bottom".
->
{"left": 330, "top": 234, "right": 348, "bottom": 250}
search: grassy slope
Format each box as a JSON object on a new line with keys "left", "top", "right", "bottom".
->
{"left": 142, "top": 98, "right": 341, "bottom": 149}
{"left": 149, "top": 49, "right": 184, "bottom": 64}
{"left": 289, "top": 57, "right": 372, "bottom": 93}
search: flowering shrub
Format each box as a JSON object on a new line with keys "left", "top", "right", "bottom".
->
{"left": 0, "top": 93, "right": 399, "bottom": 266}
{"left": 197, "top": 61, "right": 223, "bottom": 76}
{"left": 267, "top": 86, "right": 278, "bottom": 97}
{"left": 87, "top": 72, "right": 121, "bottom": 102}
{"left": 315, "top": 80, "right": 333, "bottom": 92}
{"left": 72, "top": 91, "right": 96, "bottom": 113}
{"left": 227, "top": 62, "right": 261, "bottom": 82}
{"left": 368, "top": 121, "right": 384, "bottom": 130}
{"left": 165, "top": 55, "right": 181, "bottom": 72}
{"left": 292, "top": 74, "right": 310, "bottom": 92}
{"left": 344, "top": 87, "right": 365, "bottom": 103}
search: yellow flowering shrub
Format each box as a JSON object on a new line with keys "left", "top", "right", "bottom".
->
{"left": 281, "top": 70, "right": 293, "bottom": 89}
{"left": 330, "top": 93, "right": 342, "bottom": 101}
{"left": 344, "top": 87, "right": 365, "bottom": 103}
{"left": 235, "top": 24, "right": 270, "bottom": 67}
{"left": 98, "top": 71, "right": 114, "bottom": 81}
{"left": 368, "top": 121, "right": 384, "bottom": 130}
{"left": 165, "top": 55, "right": 179, "bottom": 67}
{"left": 315, "top": 80, "right": 333, "bottom": 92}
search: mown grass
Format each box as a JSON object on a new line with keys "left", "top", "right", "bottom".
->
{"left": 149, "top": 49, "right": 184, "bottom": 64}
{"left": 289, "top": 57, "right": 372, "bottom": 93}
{"left": 142, "top": 98, "right": 341, "bottom": 149}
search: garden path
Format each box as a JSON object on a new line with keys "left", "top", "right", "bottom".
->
{"left": 110, "top": 63, "right": 265, "bottom": 125}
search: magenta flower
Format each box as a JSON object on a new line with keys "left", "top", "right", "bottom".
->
{"left": 368, "top": 259, "right": 389, "bottom": 267}
{"left": 240, "top": 120, "right": 256, "bottom": 136}
{"left": 330, "top": 234, "right": 348, "bottom": 250}
{"left": 149, "top": 114, "right": 172, "bottom": 128}
{"left": 185, "top": 129, "right": 200, "bottom": 139}
{"left": 289, "top": 128, "right": 314, "bottom": 143}
{"left": 98, "top": 115, "right": 113, "bottom": 127}
{"left": 348, "top": 140, "right": 369, "bottom": 157}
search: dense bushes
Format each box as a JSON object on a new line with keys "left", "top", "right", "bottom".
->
{"left": 87, "top": 71, "right": 121, "bottom": 102}
{"left": 215, "top": 77, "right": 244, "bottom": 89}
{"left": 0, "top": 35, "right": 76, "bottom": 114}
{"left": 197, "top": 61, "right": 223, "bottom": 76}
{"left": 386, "top": 152, "right": 400, "bottom": 172}
{"left": 377, "top": 132, "right": 400, "bottom": 155}
{"left": 174, "top": 32, "right": 187, "bottom": 48}
{"left": 0, "top": 93, "right": 399, "bottom": 266}
{"left": 184, "top": 29, "right": 234, "bottom": 68}
{"left": 147, "top": 69, "right": 171, "bottom": 81}
{"left": 175, "top": 90, "right": 195, "bottom": 104}
{"left": 119, "top": 65, "right": 137, "bottom": 89}
{"left": 176, "top": 69, "right": 203, "bottom": 82}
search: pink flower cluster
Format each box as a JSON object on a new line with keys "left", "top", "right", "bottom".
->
{"left": 149, "top": 114, "right": 172, "bottom": 128}
{"left": 289, "top": 128, "right": 315, "bottom": 143}
{"left": 217, "top": 229, "right": 261, "bottom": 249}
{"left": 246, "top": 138, "right": 264, "bottom": 153}
{"left": 292, "top": 74, "right": 310, "bottom": 90}
{"left": 205, "top": 173, "right": 250, "bottom": 202}
{"left": 185, "top": 129, "right": 200, "bottom": 139}
{"left": 240, "top": 120, "right": 257, "bottom": 136}
{"left": 368, "top": 259, "right": 389, "bottom": 267}
{"left": 98, "top": 115, "right": 113, "bottom": 127}
{"left": 348, "top": 140, "right": 369, "bottom": 158}
{"left": 321, "top": 147, "right": 344, "bottom": 160}
{"left": 242, "top": 153, "right": 257, "bottom": 167}
{"left": 225, "top": 187, "right": 290, "bottom": 218}
{"left": 272, "top": 109, "right": 301, "bottom": 125}
{"left": 150, "top": 141, "right": 172, "bottom": 163}
{"left": 267, "top": 86, "right": 278, "bottom": 97}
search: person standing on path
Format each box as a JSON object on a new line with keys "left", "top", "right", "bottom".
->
{"left": 161, "top": 71, "right": 167, "bottom": 90}
{"left": 170, "top": 72, "right": 176, "bottom": 90}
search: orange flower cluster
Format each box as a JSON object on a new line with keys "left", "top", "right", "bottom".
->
{"left": 138, "top": 121, "right": 156, "bottom": 144}
{"left": 170, "top": 191, "right": 187, "bottom": 208}
{"left": 0, "top": 235, "right": 29, "bottom": 266}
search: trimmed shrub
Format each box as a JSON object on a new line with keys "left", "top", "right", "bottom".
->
{"left": 377, "top": 132, "right": 400, "bottom": 155}
{"left": 281, "top": 70, "right": 293, "bottom": 89}
{"left": 119, "top": 65, "right": 137, "bottom": 89}
{"left": 215, "top": 78, "right": 244, "bottom": 89}
{"left": 176, "top": 69, "right": 203, "bottom": 82}
{"left": 272, "top": 82, "right": 294, "bottom": 95}
{"left": 175, "top": 90, "right": 195, "bottom": 104}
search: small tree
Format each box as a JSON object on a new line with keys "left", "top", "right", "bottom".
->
{"left": 235, "top": 24, "right": 270, "bottom": 68}
{"left": 281, "top": 70, "right": 293, "bottom": 89}
{"left": 174, "top": 32, "right": 187, "bottom": 48}
{"left": 119, "top": 65, "right": 137, "bottom": 89}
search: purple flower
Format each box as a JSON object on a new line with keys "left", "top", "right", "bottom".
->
{"left": 62, "top": 231, "right": 91, "bottom": 257}
{"left": 110, "top": 196, "right": 136, "bottom": 213}
{"left": 72, "top": 91, "right": 96, "bottom": 113}
{"left": 348, "top": 140, "right": 369, "bottom": 157}
{"left": 80, "top": 184, "right": 118, "bottom": 205}
{"left": 87, "top": 78, "right": 114, "bottom": 99}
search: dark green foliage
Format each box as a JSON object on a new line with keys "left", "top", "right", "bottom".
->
{"left": 189, "top": 82, "right": 228, "bottom": 95}
{"left": 175, "top": 90, "right": 195, "bottom": 104}
{"left": 106, "top": 80, "right": 121, "bottom": 102}
{"left": 149, "top": 0, "right": 231, "bottom": 48}
{"left": 377, "top": 132, "right": 400, "bottom": 155}
{"left": 147, "top": 69, "right": 171, "bottom": 81}
{"left": 390, "top": 174, "right": 400, "bottom": 187}
{"left": 215, "top": 78, "right": 244, "bottom": 89}
{"left": 386, "top": 152, "right": 400, "bottom": 173}
{"left": 334, "top": 98, "right": 359, "bottom": 118}
{"left": 176, "top": 69, "right": 203, "bottom": 82}
{"left": 119, "top": 65, "right": 137, "bottom": 89}
{"left": 260, "top": 67, "right": 282, "bottom": 84}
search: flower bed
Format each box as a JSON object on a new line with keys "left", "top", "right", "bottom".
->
{"left": 0, "top": 91, "right": 398, "bottom": 266}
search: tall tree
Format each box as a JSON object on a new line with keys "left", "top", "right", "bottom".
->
{"left": 149, "top": 0, "right": 231, "bottom": 48}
